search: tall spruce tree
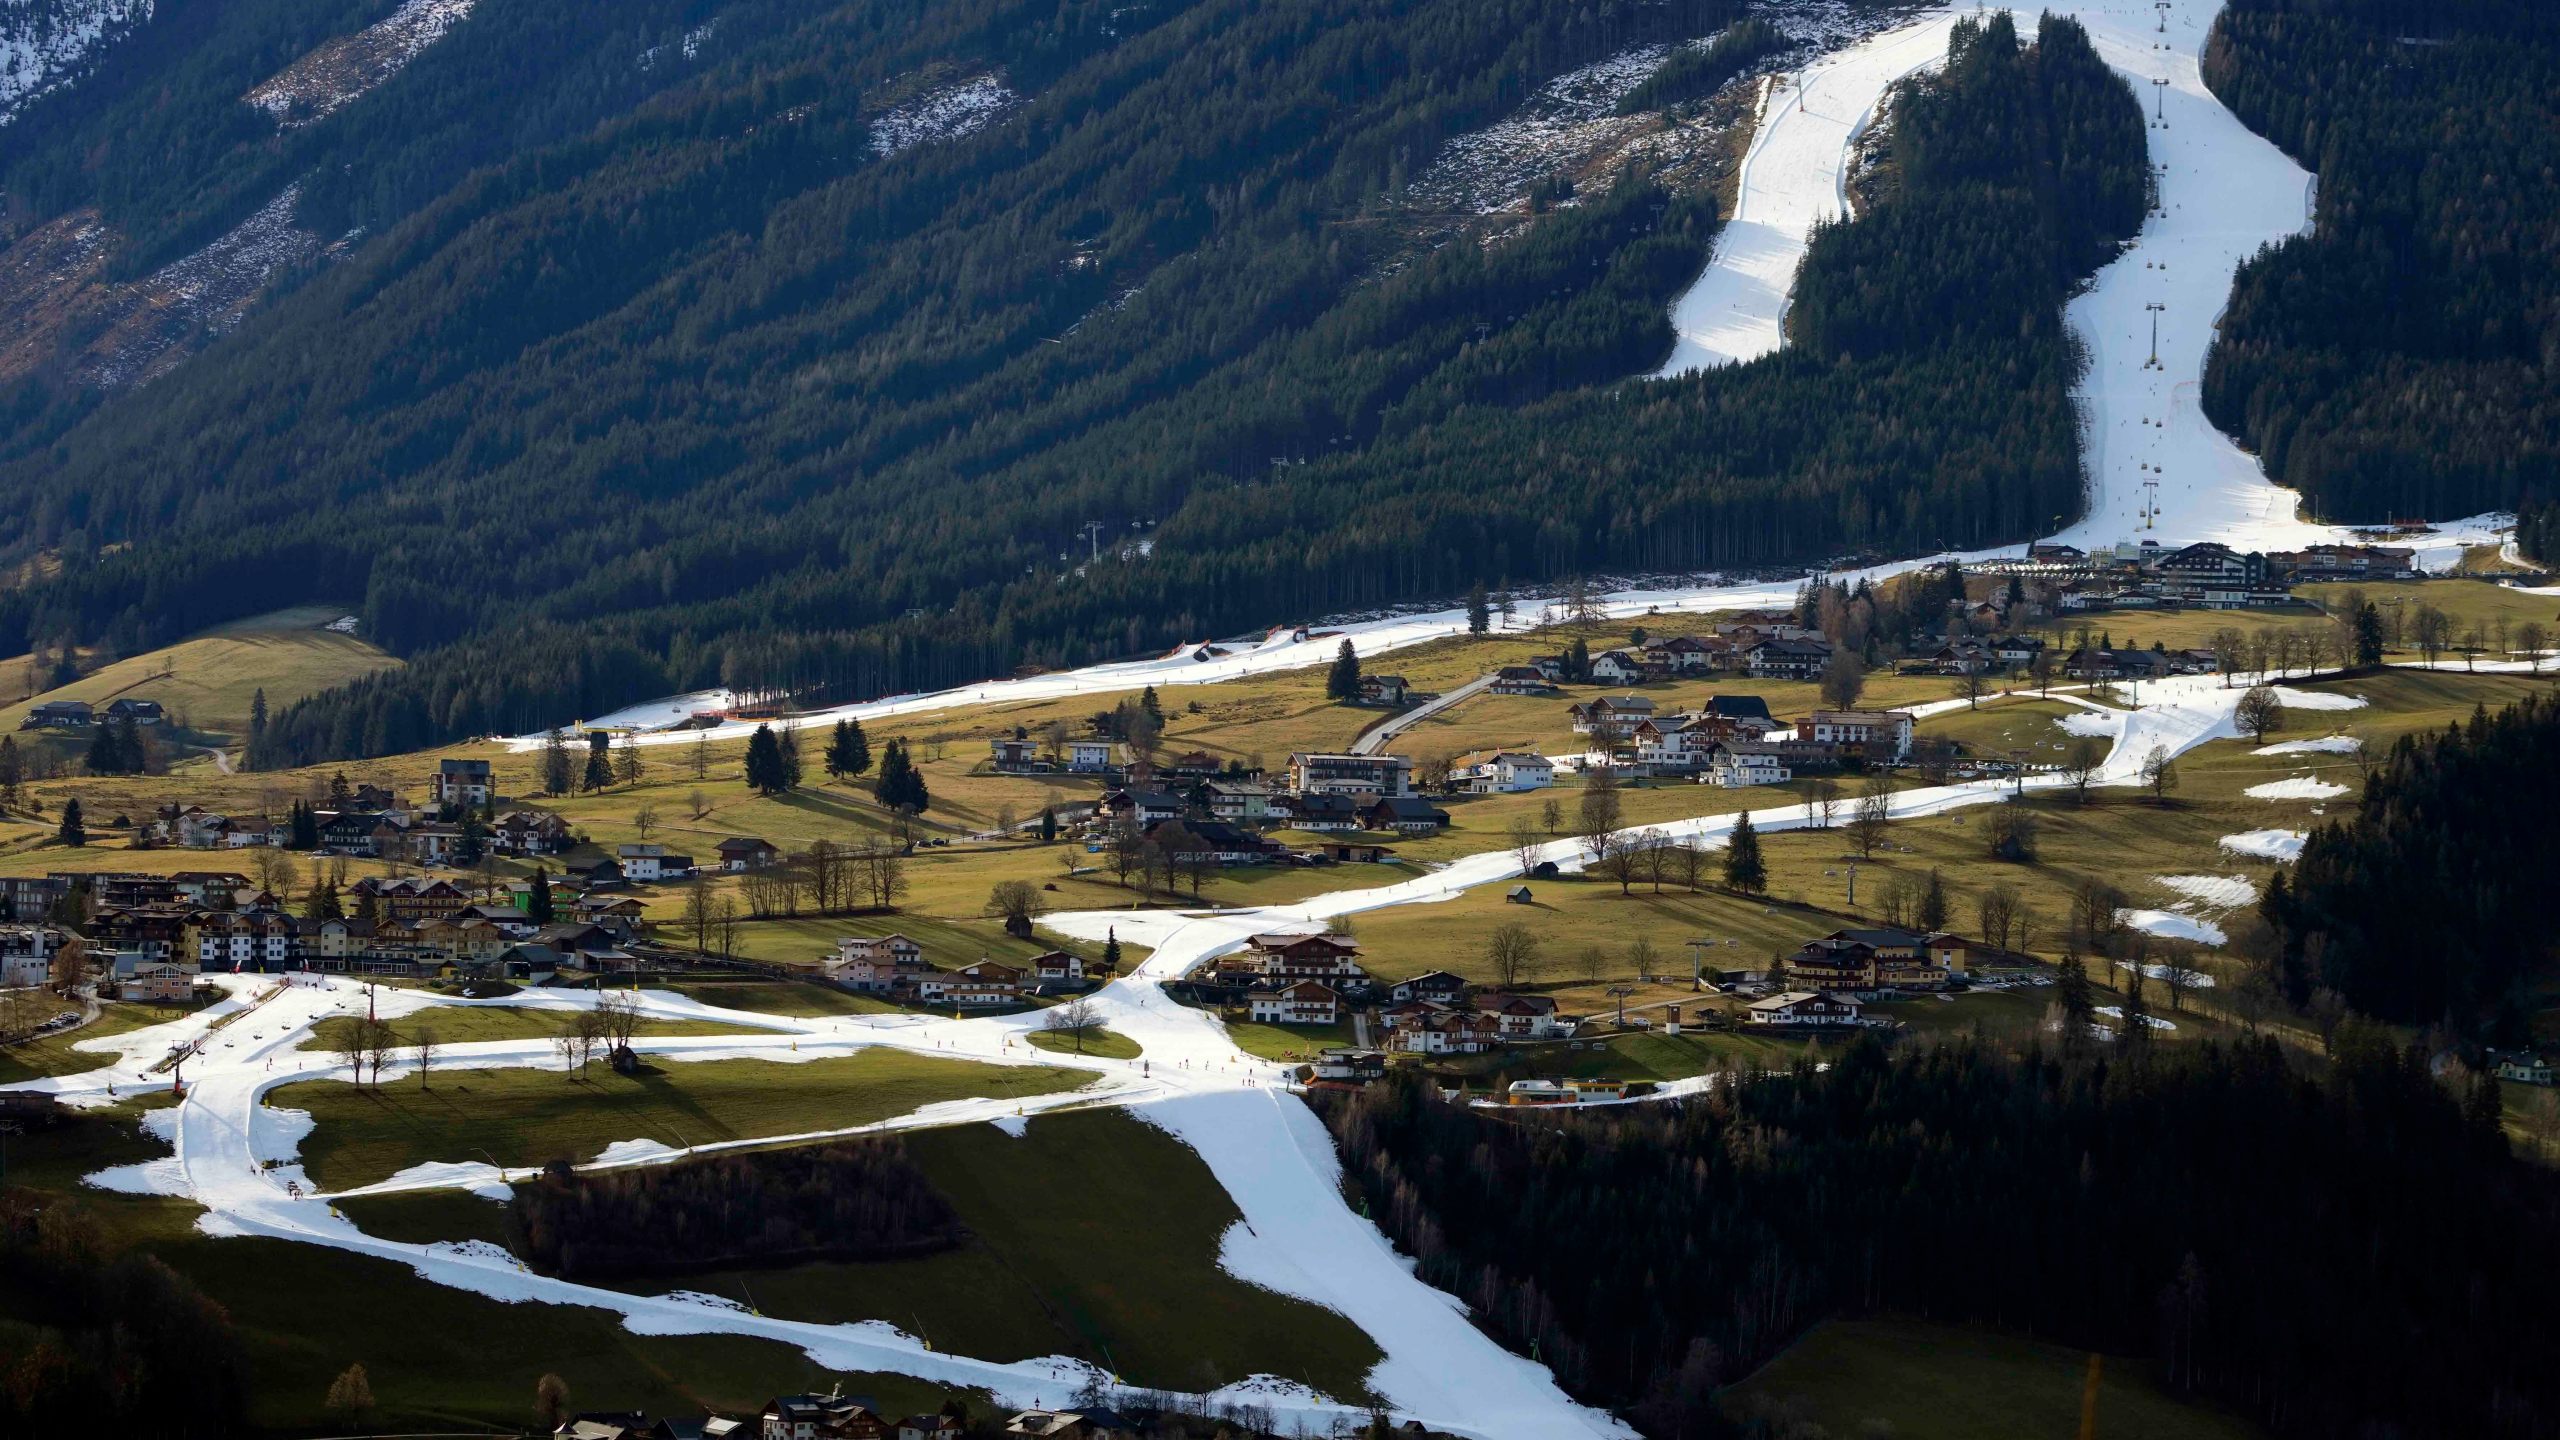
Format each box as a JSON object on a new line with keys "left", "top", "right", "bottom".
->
{"left": 581, "top": 732, "right": 613, "bottom": 793}
{"left": 1466, "top": 580, "right": 1490, "bottom": 635}
{"left": 1326, "top": 639, "right": 1362, "bottom": 701}
{"left": 743, "top": 724, "right": 787, "bottom": 796}
{"left": 1723, "top": 811, "right": 1766, "bottom": 893}
{"left": 56, "top": 797, "right": 83, "bottom": 847}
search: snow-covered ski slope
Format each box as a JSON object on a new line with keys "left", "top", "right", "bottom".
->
{"left": 1653, "top": 0, "right": 2394, "bottom": 554}
{"left": 1650, "top": 15, "right": 1964, "bottom": 372}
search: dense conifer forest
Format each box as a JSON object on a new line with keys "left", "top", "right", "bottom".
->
{"left": 2201, "top": 0, "right": 2559, "bottom": 523}
{"left": 1321, "top": 1036, "right": 2560, "bottom": 1440}
{"left": 509, "top": 1138, "right": 963, "bottom": 1280}
{"left": 2519, "top": 501, "right": 2559, "bottom": 566}
{"left": 0, "top": 1, "right": 2137, "bottom": 761}
{"left": 2260, "top": 693, "right": 2560, "bottom": 1042}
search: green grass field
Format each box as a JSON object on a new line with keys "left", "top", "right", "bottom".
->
{"left": 0, "top": 1114, "right": 977, "bottom": 1432}
{"left": 0, "top": 604, "right": 400, "bottom": 745}
{"left": 307, "top": 1007, "right": 763, "bottom": 1052}
{"left": 1216, "top": 1015, "right": 1356, "bottom": 1062}
{"left": 279, "top": 1050, "right": 1090, "bottom": 1192}
{"left": 633, "top": 1110, "right": 1383, "bottom": 1400}
{"left": 1728, "top": 1318, "right": 2261, "bottom": 1439}
{"left": 1024, "top": 1025, "right": 1142, "bottom": 1060}
{"left": 662, "top": 978, "right": 900, "bottom": 1017}
{"left": 0, "top": 998, "right": 205, "bottom": 1084}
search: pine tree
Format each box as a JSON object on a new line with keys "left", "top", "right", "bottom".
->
{"left": 85, "top": 719, "right": 122, "bottom": 775}
{"left": 1466, "top": 580, "right": 1489, "bottom": 635}
{"left": 744, "top": 724, "right": 786, "bottom": 796}
{"left": 845, "top": 717, "right": 870, "bottom": 776}
{"left": 1917, "top": 868, "right": 1950, "bottom": 932}
{"left": 1040, "top": 806, "right": 1057, "bottom": 841}
{"left": 614, "top": 737, "right": 642, "bottom": 787}
{"left": 1102, "top": 928, "right": 1121, "bottom": 974}
{"left": 541, "top": 729, "right": 574, "bottom": 796}
{"left": 777, "top": 727, "right": 803, "bottom": 791}
{"left": 1723, "top": 811, "right": 1766, "bottom": 893}
{"left": 56, "top": 797, "right": 83, "bottom": 847}
{"left": 873, "top": 739, "right": 913, "bottom": 810}
{"left": 2355, "top": 603, "right": 2387, "bottom": 668}
{"left": 2057, "top": 950, "right": 2095, "bottom": 1040}
{"left": 582, "top": 732, "right": 613, "bottom": 792}
{"left": 248, "top": 687, "right": 268, "bottom": 756}
{"left": 1326, "top": 639, "right": 1362, "bottom": 701}
{"left": 825, "top": 719, "right": 859, "bottom": 780}
{"left": 1141, "top": 685, "right": 1162, "bottom": 722}
{"left": 527, "top": 865, "right": 555, "bottom": 923}
{"left": 0, "top": 734, "right": 21, "bottom": 807}
{"left": 303, "top": 879, "right": 343, "bottom": 921}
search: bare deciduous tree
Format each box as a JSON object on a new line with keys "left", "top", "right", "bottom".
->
{"left": 1849, "top": 779, "right": 1892, "bottom": 858}
{"left": 1483, "top": 921, "right": 1542, "bottom": 989}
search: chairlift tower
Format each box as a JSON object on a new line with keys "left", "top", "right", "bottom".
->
{"left": 2145, "top": 302, "right": 2167, "bottom": 368}
{"left": 2142, "top": 479, "right": 2162, "bottom": 532}
{"left": 1077, "top": 520, "right": 1106, "bottom": 562}
{"left": 2156, "top": 1, "right": 2172, "bottom": 32}
{"left": 2152, "top": 77, "right": 2169, "bottom": 122}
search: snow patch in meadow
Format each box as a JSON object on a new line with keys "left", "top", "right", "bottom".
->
{"left": 2055, "top": 710, "right": 2119, "bottom": 738}
{"left": 2117, "top": 960, "right": 2215, "bottom": 988}
{"left": 346, "top": 1159, "right": 512, "bottom": 1198}
{"left": 2269, "top": 687, "right": 2367, "bottom": 712}
{"left": 2245, "top": 777, "right": 2348, "bottom": 801}
{"left": 2252, "top": 735, "right": 2358, "bottom": 756}
{"left": 2154, "top": 874, "right": 2256, "bottom": 909}
{"left": 591, "top": 1138, "right": 681, "bottom": 1167}
{"left": 2114, "top": 909, "right": 2226, "bottom": 946}
{"left": 2220, "top": 829, "right": 2306, "bottom": 861}
{"left": 2093, "top": 1006, "right": 2178, "bottom": 1032}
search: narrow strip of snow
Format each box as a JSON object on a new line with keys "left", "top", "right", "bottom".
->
{"left": 2252, "top": 735, "right": 2357, "bottom": 756}
{"left": 2244, "top": 777, "right": 2347, "bottom": 800}
{"left": 2154, "top": 874, "right": 2255, "bottom": 908}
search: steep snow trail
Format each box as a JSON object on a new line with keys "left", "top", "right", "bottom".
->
{"left": 1652, "top": 15, "right": 1964, "bottom": 372}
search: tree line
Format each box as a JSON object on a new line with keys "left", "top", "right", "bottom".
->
{"left": 1318, "top": 1030, "right": 2560, "bottom": 1440}
{"left": 2261, "top": 691, "right": 2560, "bottom": 1042}
{"left": 509, "top": 1137, "right": 964, "bottom": 1280}
{"left": 2201, "top": 0, "right": 2560, "bottom": 523}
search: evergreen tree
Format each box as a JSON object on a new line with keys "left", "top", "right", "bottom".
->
{"left": 1325, "top": 639, "right": 1362, "bottom": 702}
{"left": 85, "top": 718, "right": 122, "bottom": 775}
{"left": 248, "top": 687, "right": 267, "bottom": 756}
{"left": 581, "top": 732, "right": 613, "bottom": 793}
{"left": 289, "top": 801, "right": 320, "bottom": 850}
{"left": 777, "top": 727, "right": 803, "bottom": 791}
{"left": 2354, "top": 603, "right": 2387, "bottom": 668}
{"left": 303, "top": 879, "right": 343, "bottom": 921}
{"left": 1917, "top": 868, "right": 1950, "bottom": 932}
{"left": 743, "top": 724, "right": 787, "bottom": 796}
{"left": 825, "top": 719, "right": 863, "bottom": 780}
{"left": 0, "top": 734, "right": 21, "bottom": 807}
{"left": 1723, "top": 811, "right": 1766, "bottom": 893}
{"left": 872, "top": 739, "right": 913, "bottom": 810}
{"left": 527, "top": 866, "right": 555, "bottom": 923}
{"left": 1466, "top": 580, "right": 1490, "bottom": 635}
{"left": 2056, "top": 950, "right": 2096, "bottom": 1040}
{"left": 1565, "top": 636, "right": 1591, "bottom": 683}
{"left": 540, "top": 729, "right": 573, "bottom": 796}
{"left": 56, "top": 797, "right": 83, "bottom": 847}
{"left": 1102, "top": 928, "right": 1121, "bottom": 975}
{"left": 1039, "top": 806, "right": 1057, "bottom": 842}
{"left": 614, "top": 737, "right": 642, "bottom": 787}
{"left": 1140, "top": 685, "right": 1162, "bottom": 723}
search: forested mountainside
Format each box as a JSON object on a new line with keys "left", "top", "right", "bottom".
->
{"left": 0, "top": 0, "right": 2136, "bottom": 763}
{"left": 1323, "top": 1035, "right": 2560, "bottom": 1440}
{"left": 2263, "top": 692, "right": 2560, "bottom": 1044}
{"left": 2202, "top": 0, "right": 2559, "bottom": 524}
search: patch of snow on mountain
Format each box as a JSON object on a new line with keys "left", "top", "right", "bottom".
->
{"left": 2252, "top": 734, "right": 2359, "bottom": 756}
{"left": 2244, "top": 776, "right": 2348, "bottom": 801}
{"left": 2155, "top": 874, "right": 2256, "bottom": 909}
{"left": 1405, "top": 46, "right": 1671, "bottom": 216}
{"left": 80, "top": 184, "right": 335, "bottom": 387}
{"left": 2219, "top": 828, "right": 2305, "bottom": 861}
{"left": 245, "top": 0, "right": 473, "bottom": 129}
{"left": 868, "top": 74, "right": 1016, "bottom": 157}
{"left": 0, "top": 0, "right": 150, "bottom": 124}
